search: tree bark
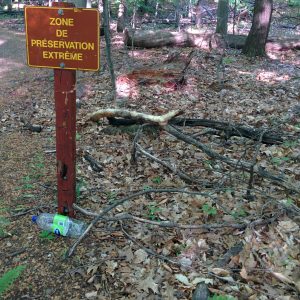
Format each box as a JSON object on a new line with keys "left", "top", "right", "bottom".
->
{"left": 195, "top": 0, "right": 202, "bottom": 28}
{"left": 124, "top": 29, "right": 299, "bottom": 52}
{"left": 103, "top": 0, "right": 116, "bottom": 99}
{"left": 242, "top": 0, "right": 273, "bottom": 56}
{"left": 216, "top": 0, "right": 229, "bottom": 35}
{"left": 117, "top": 0, "right": 126, "bottom": 33}
{"left": 123, "top": 29, "right": 225, "bottom": 49}
{"left": 107, "top": 117, "right": 283, "bottom": 145}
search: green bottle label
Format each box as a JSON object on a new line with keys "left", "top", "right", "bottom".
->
{"left": 52, "top": 214, "right": 69, "bottom": 236}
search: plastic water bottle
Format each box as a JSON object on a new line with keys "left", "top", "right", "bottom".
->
{"left": 32, "top": 213, "right": 87, "bottom": 237}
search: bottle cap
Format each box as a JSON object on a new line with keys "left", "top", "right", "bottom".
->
{"left": 32, "top": 215, "right": 38, "bottom": 223}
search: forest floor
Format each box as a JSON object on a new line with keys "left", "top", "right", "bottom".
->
{"left": 0, "top": 12, "right": 300, "bottom": 300}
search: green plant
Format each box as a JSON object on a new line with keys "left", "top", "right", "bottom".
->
{"left": 146, "top": 203, "right": 161, "bottom": 221}
{"left": 0, "top": 216, "right": 10, "bottom": 238}
{"left": 143, "top": 185, "right": 152, "bottom": 191}
{"left": 231, "top": 208, "right": 247, "bottom": 219}
{"left": 288, "top": 0, "right": 300, "bottom": 7}
{"left": 151, "top": 176, "right": 163, "bottom": 184}
{"left": 0, "top": 265, "right": 26, "bottom": 296}
{"left": 283, "top": 140, "right": 298, "bottom": 148}
{"left": 76, "top": 178, "right": 86, "bottom": 200}
{"left": 174, "top": 243, "right": 187, "bottom": 256}
{"left": 222, "top": 57, "right": 235, "bottom": 65}
{"left": 39, "top": 230, "right": 56, "bottom": 240}
{"left": 202, "top": 203, "right": 217, "bottom": 216}
{"left": 76, "top": 133, "right": 81, "bottom": 141}
{"left": 106, "top": 191, "right": 118, "bottom": 202}
{"left": 271, "top": 156, "right": 290, "bottom": 165}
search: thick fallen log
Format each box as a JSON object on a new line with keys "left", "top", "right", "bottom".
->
{"left": 107, "top": 117, "right": 283, "bottom": 145}
{"left": 124, "top": 28, "right": 221, "bottom": 49}
{"left": 124, "top": 29, "right": 300, "bottom": 51}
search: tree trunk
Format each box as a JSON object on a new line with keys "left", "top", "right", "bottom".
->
{"left": 242, "top": 0, "right": 273, "bottom": 56}
{"left": 195, "top": 0, "right": 202, "bottom": 28}
{"left": 216, "top": 0, "right": 229, "bottom": 35}
{"left": 86, "top": 0, "right": 91, "bottom": 8}
{"left": 124, "top": 29, "right": 226, "bottom": 49}
{"left": 98, "top": 0, "right": 103, "bottom": 13}
{"left": 103, "top": 0, "right": 116, "bottom": 99}
{"left": 117, "top": 0, "right": 126, "bottom": 33}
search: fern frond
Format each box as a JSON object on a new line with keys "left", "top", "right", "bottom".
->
{"left": 0, "top": 265, "right": 26, "bottom": 296}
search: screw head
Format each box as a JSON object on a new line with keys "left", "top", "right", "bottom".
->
{"left": 59, "top": 62, "right": 65, "bottom": 68}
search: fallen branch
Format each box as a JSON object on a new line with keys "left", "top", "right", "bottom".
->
{"left": 73, "top": 203, "right": 247, "bottom": 230}
{"left": 89, "top": 109, "right": 297, "bottom": 193}
{"left": 89, "top": 109, "right": 182, "bottom": 125}
{"left": 83, "top": 151, "right": 103, "bottom": 172}
{"left": 108, "top": 117, "right": 283, "bottom": 145}
{"left": 135, "top": 143, "right": 208, "bottom": 186}
{"left": 164, "top": 125, "right": 299, "bottom": 193}
{"left": 68, "top": 188, "right": 228, "bottom": 256}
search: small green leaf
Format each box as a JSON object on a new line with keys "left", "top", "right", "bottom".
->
{"left": 39, "top": 230, "right": 56, "bottom": 240}
{"left": 202, "top": 204, "right": 217, "bottom": 216}
{"left": 0, "top": 265, "right": 26, "bottom": 296}
{"left": 152, "top": 176, "right": 162, "bottom": 184}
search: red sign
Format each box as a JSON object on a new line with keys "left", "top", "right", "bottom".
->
{"left": 25, "top": 6, "right": 99, "bottom": 71}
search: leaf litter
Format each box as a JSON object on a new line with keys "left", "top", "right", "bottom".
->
{"left": 0, "top": 15, "right": 299, "bottom": 300}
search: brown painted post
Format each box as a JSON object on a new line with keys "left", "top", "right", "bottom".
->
{"left": 52, "top": 1, "right": 76, "bottom": 217}
{"left": 25, "top": 2, "right": 99, "bottom": 217}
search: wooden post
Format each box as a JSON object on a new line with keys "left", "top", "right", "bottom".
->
{"left": 53, "top": 1, "right": 76, "bottom": 217}
{"left": 25, "top": 2, "right": 99, "bottom": 217}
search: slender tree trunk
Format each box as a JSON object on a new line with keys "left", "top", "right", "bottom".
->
{"left": 86, "top": 0, "right": 91, "bottom": 8}
{"left": 195, "top": 0, "right": 202, "bottom": 28}
{"left": 242, "top": 0, "right": 273, "bottom": 57}
{"left": 117, "top": 0, "right": 126, "bottom": 32}
{"left": 216, "top": 0, "right": 229, "bottom": 35}
{"left": 103, "top": 0, "right": 116, "bottom": 100}
{"left": 98, "top": 0, "right": 103, "bottom": 13}
{"left": 131, "top": 0, "right": 137, "bottom": 30}
{"left": 232, "top": 0, "right": 237, "bottom": 35}
{"left": 175, "top": 0, "right": 181, "bottom": 30}
{"left": 154, "top": 0, "right": 159, "bottom": 25}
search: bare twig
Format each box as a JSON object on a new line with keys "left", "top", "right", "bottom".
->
{"left": 131, "top": 124, "right": 147, "bottom": 165}
{"left": 136, "top": 143, "right": 208, "bottom": 185}
{"left": 246, "top": 130, "right": 266, "bottom": 200}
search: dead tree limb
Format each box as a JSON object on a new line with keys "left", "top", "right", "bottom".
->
{"left": 135, "top": 143, "right": 218, "bottom": 188}
{"left": 89, "top": 109, "right": 183, "bottom": 125}
{"left": 73, "top": 203, "right": 248, "bottom": 230}
{"left": 68, "top": 188, "right": 221, "bottom": 256}
{"left": 88, "top": 109, "right": 298, "bottom": 193}
{"left": 163, "top": 125, "right": 299, "bottom": 193}
{"left": 108, "top": 117, "right": 283, "bottom": 145}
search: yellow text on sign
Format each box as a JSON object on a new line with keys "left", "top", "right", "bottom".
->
{"left": 49, "top": 18, "right": 74, "bottom": 26}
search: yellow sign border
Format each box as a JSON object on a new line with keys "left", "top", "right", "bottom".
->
{"left": 25, "top": 6, "right": 100, "bottom": 71}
